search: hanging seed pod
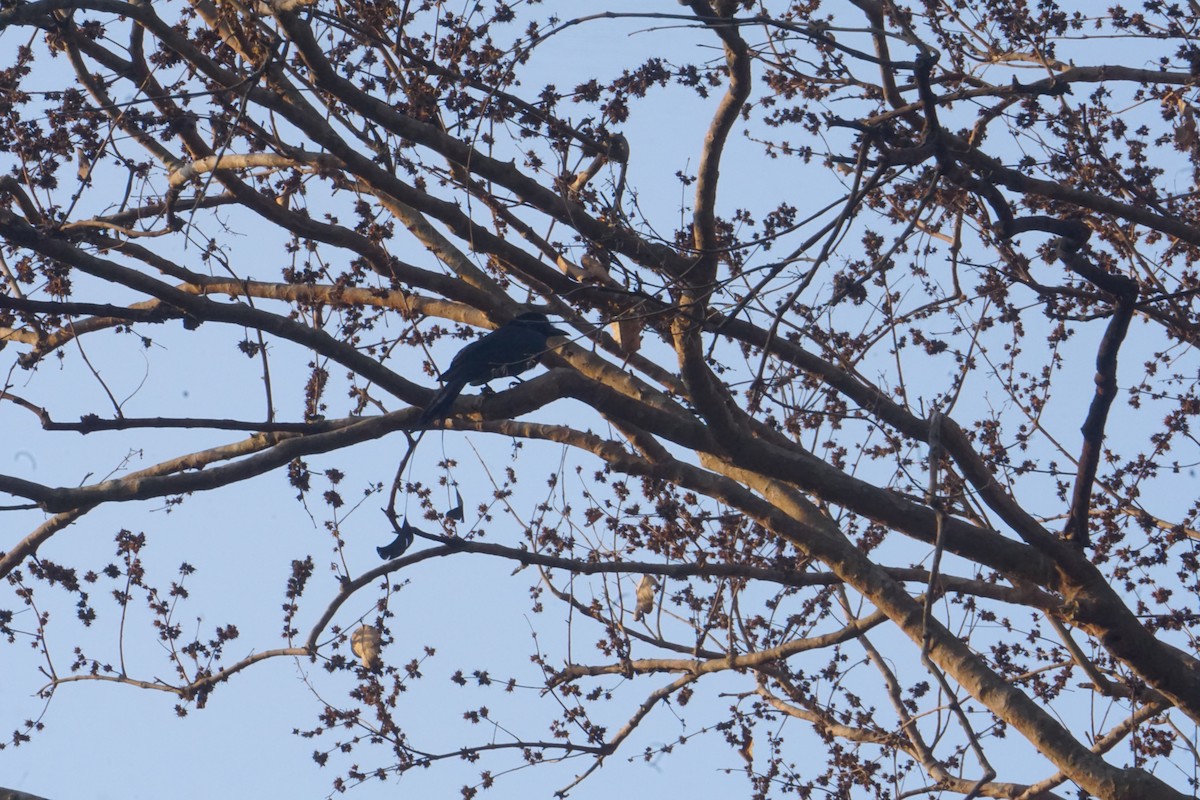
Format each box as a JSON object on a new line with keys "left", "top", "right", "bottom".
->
{"left": 351, "top": 625, "right": 382, "bottom": 670}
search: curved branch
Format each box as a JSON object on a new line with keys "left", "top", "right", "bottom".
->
{"left": 550, "top": 607, "right": 888, "bottom": 687}
{"left": 0, "top": 416, "right": 397, "bottom": 512}
{"left": 166, "top": 151, "right": 344, "bottom": 188}
{"left": 0, "top": 213, "right": 426, "bottom": 403}
{"left": 48, "top": 647, "right": 310, "bottom": 703}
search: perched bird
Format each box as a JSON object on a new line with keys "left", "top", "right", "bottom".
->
{"left": 416, "top": 312, "right": 568, "bottom": 427}
{"left": 634, "top": 574, "right": 659, "bottom": 622}
{"left": 351, "top": 625, "right": 382, "bottom": 670}
{"left": 377, "top": 518, "right": 423, "bottom": 560}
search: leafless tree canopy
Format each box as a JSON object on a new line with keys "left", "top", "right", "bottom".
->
{"left": 3, "top": 1, "right": 1200, "bottom": 798}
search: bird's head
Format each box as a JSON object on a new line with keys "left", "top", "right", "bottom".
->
{"left": 512, "top": 311, "right": 568, "bottom": 339}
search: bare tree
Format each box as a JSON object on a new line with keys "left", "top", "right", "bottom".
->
{"left": 3, "top": 1, "right": 1200, "bottom": 798}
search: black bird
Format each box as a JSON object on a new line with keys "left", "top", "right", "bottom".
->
{"left": 416, "top": 312, "right": 568, "bottom": 426}
{"left": 377, "top": 518, "right": 420, "bottom": 560}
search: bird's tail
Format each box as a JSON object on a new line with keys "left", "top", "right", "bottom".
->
{"left": 415, "top": 377, "right": 468, "bottom": 427}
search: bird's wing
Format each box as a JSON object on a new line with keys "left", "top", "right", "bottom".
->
{"left": 465, "top": 326, "right": 549, "bottom": 384}
{"left": 439, "top": 334, "right": 491, "bottom": 385}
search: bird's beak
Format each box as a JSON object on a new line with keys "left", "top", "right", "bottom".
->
{"left": 548, "top": 326, "right": 569, "bottom": 338}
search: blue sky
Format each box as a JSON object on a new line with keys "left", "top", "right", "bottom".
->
{"left": 4, "top": 3, "right": 1198, "bottom": 799}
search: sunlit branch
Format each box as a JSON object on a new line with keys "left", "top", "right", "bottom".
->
{"left": 554, "top": 672, "right": 697, "bottom": 796}
{"left": 0, "top": 416, "right": 394, "bottom": 512}
{"left": 549, "top": 607, "right": 889, "bottom": 687}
